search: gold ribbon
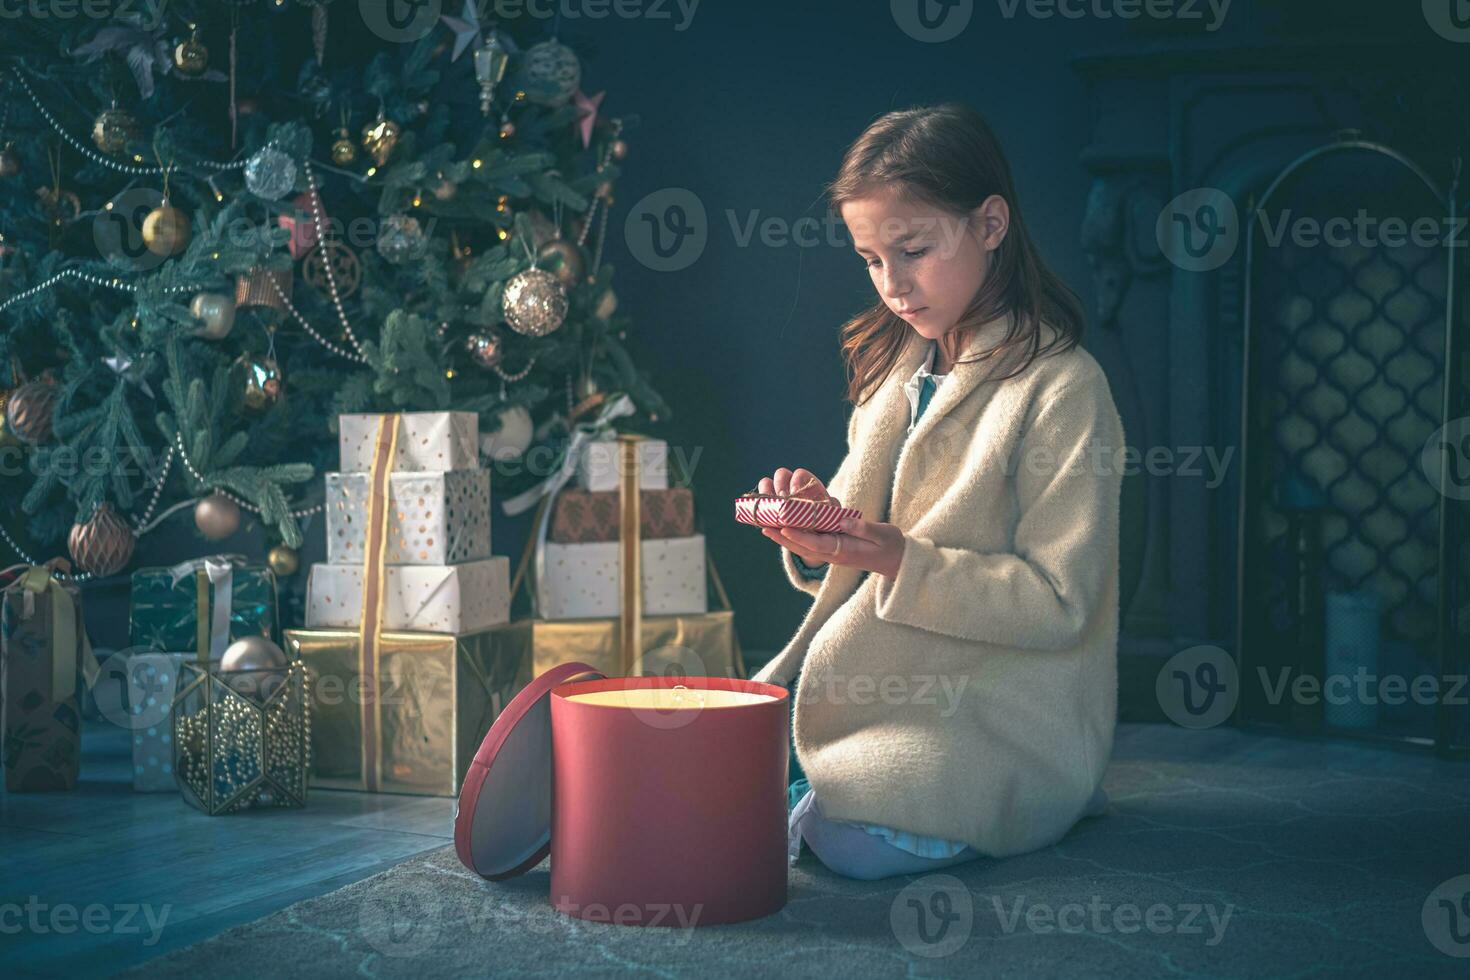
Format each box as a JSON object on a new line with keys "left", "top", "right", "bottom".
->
{"left": 11, "top": 565, "right": 100, "bottom": 701}
{"left": 169, "top": 556, "right": 244, "bottom": 664}
{"left": 358, "top": 414, "right": 400, "bottom": 792}
{"left": 195, "top": 569, "right": 209, "bottom": 664}
{"left": 617, "top": 434, "right": 643, "bottom": 676}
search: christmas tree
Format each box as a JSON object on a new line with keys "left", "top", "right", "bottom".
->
{"left": 0, "top": 2, "right": 667, "bottom": 578}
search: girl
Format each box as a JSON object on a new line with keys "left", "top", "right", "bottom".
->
{"left": 750, "top": 103, "right": 1125, "bottom": 881}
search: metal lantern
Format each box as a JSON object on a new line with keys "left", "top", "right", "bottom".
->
{"left": 172, "top": 659, "right": 311, "bottom": 814}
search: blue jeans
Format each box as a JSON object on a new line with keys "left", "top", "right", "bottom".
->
{"left": 788, "top": 787, "right": 983, "bottom": 880}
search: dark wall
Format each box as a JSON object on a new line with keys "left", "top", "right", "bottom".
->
{"left": 541, "top": 0, "right": 1435, "bottom": 654}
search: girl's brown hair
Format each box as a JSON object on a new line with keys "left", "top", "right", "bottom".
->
{"left": 826, "top": 103, "right": 1085, "bottom": 406}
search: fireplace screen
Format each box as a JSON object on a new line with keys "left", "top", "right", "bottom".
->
{"left": 1235, "top": 139, "right": 1465, "bottom": 752}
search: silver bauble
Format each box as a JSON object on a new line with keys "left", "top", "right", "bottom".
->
{"left": 190, "top": 292, "right": 236, "bottom": 340}
{"left": 519, "top": 41, "right": 581, "bottom": 107}
{"left": 244, "top": 146, "right": 299, "bottom": 200}
{"left": 376, "top": 215, "right": 427, "bottom": 264}
{"left": 480, "top": 404, "right": 534, "bottom": 461}
{"left": 501, "top": 268, "right": 567, "bottom": 337}
{"left": 219, "top": 634, "right": 289, "bottom": 701}
{"left": 465, "top": 332, "right": 503, "bottom": 369}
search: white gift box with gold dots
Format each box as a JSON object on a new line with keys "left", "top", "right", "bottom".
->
{"left": 325, "top": 469, "right": 491, "bottom": 566}
{"left": 305, "top": 557, "right": 510, "bottom": 633}
{"left": 338, "top": 411, "right": 479, "bottom": 473}
{"left": 539, "top": 534, "right": 707, "bottom": 620}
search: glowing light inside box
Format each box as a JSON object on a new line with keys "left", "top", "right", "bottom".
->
{"left": 564, "top": 685, "right": 777, "bottom": 709}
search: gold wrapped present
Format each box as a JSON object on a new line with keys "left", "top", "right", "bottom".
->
{"left": 283, "top": 625, "right": 532, "bottom": 797}
{"left": 528, "top": 609, "right": 742, "bottom": 679}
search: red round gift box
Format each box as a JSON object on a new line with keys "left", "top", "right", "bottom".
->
{"left": 455, "top": 662, "right": 790, "bottom": 927}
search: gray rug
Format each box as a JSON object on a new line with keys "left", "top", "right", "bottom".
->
{"left": 128, "top": 726, "right": 1470, "bottom": 978}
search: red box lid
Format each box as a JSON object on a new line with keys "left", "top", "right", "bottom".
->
{"left": 454, "top": 660, "right": 606, "bottom": 880}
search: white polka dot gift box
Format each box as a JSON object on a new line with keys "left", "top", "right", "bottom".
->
{"left": 575, "top": 435, "right": 669, "bottom": 493}
{"left": 124, "top": 652, "right": 188, "bottom": 792}
{"left": 538, "top": 534, "right": 708, "bottom": 621}
{"left": 305, "top": 557, "right": 511, "bottom": 634}
{"left": 338, "top": 411, "right": 479, "bottom": 473}
{"left": 325, "top": 469, "right": 491, "bottom": 566}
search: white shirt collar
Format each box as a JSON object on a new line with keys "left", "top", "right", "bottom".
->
{"left": 901, "top": 341, "right": 949, "bottom": 433}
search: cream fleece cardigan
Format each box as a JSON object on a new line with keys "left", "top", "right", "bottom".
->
{"left": 752, "top": 312, "right": 1126, "bottom": 857}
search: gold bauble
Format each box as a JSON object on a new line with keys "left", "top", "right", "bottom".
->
{"left": 361, "top": 115, "right": 400, "bottom": 167}
{"left": 536, "top": 238, "right": 585, "bottom": 287}
{"left": 173, "top": 35, "right": 208, "bottom": 76}
{"left": 190, "top": 292, "right": 236, "bottom": 340}
{"left": 525, "top": 209, "right": 557, "bottom": 250}
{"left": 432, "top": 179, "right": 457, "bottom": 201}
{"left": 5, "top": 378, "right": 60, "bottom": 445}
{"left": 498, "top": 120, "right": 516, "bottom": 139}
{"left": 501, "top": 267, "right": 568, "bottom": 338}
{"left": 194, "top": 492, "right": 242, "bottom": 541}
{"left": 609, "top": 138, "right": 629, "bottom": 161}
{"left": 92, "top": 107, "right": 140, "bottom": 155}
{"left": 330, "top": 129, "right": 357, "bottom": 166}
{"left": 68, "top": 502, "right": 136, "bottom": 577}
{"left": 0, "top": 145, "right": 18, "bottom": 178}
{"left": 235, "top": 353, "right": 283, "bottom": 413}
{"left": 267, "top": 544, "right": 299, "bottom": 577}
{"left": 142, "top": 204, "right": 191, "bottom": 257}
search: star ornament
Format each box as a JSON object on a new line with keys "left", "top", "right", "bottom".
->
{"left": 441, "top": 0, "right": 485, "bottom": 61}
{"left": 573, "top": 89, "right": 606, "bottom": 149}
{"left": 103, "top": 354, "right": 155, "bottom": 399}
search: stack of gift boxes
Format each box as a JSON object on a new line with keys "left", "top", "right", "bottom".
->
{"left": 540, "top": 436, "right": 706, "bottom": 619}
{"left": 285, "top": 411, "right": 528, "bottom": 797}
{"left": 524, "top": 434, "right": 744, "bottom": 679}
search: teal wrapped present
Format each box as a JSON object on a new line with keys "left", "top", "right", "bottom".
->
{"left": 129, "top": 558, "right": 279, "bottom": 661}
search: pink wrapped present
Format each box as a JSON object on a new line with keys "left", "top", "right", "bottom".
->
{"left": 733, "top": 491, "right": 860, "bottom": 533}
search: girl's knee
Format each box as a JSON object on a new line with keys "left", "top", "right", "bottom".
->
{"left": 806, "top": 837, "right": 893, "bottom": 880}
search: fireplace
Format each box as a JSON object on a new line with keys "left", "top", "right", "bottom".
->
{"left": 1074, "top": 41, "right": 1468, "bottom": 754}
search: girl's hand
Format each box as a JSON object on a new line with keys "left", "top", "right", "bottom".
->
{"left": 756, "top": 467, "right": 833, "bottom": 502}
{"left": 762, "top": 517, "right": 907, "bottom": 580}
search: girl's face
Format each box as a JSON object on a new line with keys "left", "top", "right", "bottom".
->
{"left": 841, "top": 187, "right": 1009, "bottom": 341}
